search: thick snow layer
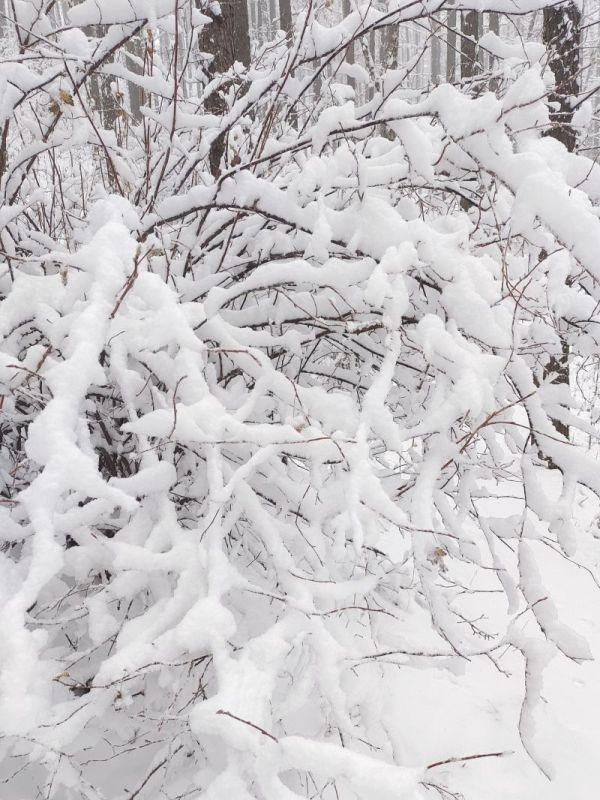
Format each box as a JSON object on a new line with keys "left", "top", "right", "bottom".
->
{"left": 1, "top": 3, "right": 600, "bottom": 799}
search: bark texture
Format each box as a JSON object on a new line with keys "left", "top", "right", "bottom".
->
{"left": 542, "top": 3, "right": 581, "bottom": 442}
{"left": 460, "top": 10, "right": 480, "bottom": 80}
{"left": 446, "top": 10, "right": 457, "bottom": 82}
{"left": 543, "top": 3, "right": 580, "bottom": 152}
{"left": 198, "top": 0, "right": 251, "bottom": 176}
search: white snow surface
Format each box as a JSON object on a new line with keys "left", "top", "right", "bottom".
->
{"left": 0, "top": 2, "right": 600, "bottom": 799}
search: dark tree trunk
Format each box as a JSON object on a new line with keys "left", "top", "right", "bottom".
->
{"left": 431, "top": 22, "right": 441, "bottom": 83}
{"left": 543, "top": 3, "right": 580, "bottom": 152}
{"left": 0, "top": 0, "right": 9, "bottom": 38}
{"left": 0, "top": 0, "right": 8, "bottom": 181}
{"left": 279, "top": 0, "right": 298, "bottom": 128}
{"left": 384, "top": 18, "right": 399, "bottom": 70}
{"left": 69, "top": 2, "right": 119, "bottom": 132}
{"left": 460, "top": 11, "right": 480, "bottom": 80}
{"left": 367, "top": 29, "right": 375, "bottom": 99}
{"left": 92, "top": 68, "right": 118, "bottom": 131}
{"left": 83, "top": 23, "right": 119, "bottom": 131}
{"left": 542, "top": 4, "right": 580, "bottom": 443}
{"left": 256, "top": 0, "right": 265, "bottom": 45}
{"left": 126, "top": 34, "right": 145, "bottom": 125}
{"left": 487, "top": 12, "right": 500, "bottom": 72}
{"left": 446, "top": 10, "right": 457, "bottom": 82}
{"left": 197, "top": 0, "right": 251, "bottom": 176}
{"left": 279, "top": 0, "right": 292, "bottom": 36}
{"left": 79, "top": 18, "right": 119, "bottom": 132}
{"left": 342, "top": 0, "right": 356, "bottom": 91}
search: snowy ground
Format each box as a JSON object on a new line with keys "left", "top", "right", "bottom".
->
{"left": 2, "top": 486, "right": 598, "bottom": 800}
{"left": 393, "top": 486, "right": 600, "bottom": 800}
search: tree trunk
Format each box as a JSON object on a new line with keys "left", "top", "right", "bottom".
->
{"left": 488, "top": 12, "right": 500, "bottom": 72}
{"left": 126, "top": 34, "right": 145, "bottom": 125}
{"left": 431, "top": 22, "right": 441, "bottom": 84}
{"left": 543, "top": 3, "right": 580, "bottom": 152}
{"left": 542, "top": 3, "right": 581, "bottom": 442}
{"left": 71, "top": 0, "right": 119, "bottom": 134}
{"left": 198, "top": 0, "right": 251, "bottom": 176}
{"left": 0, "top": 0, "right": 9, "bottom": 39}
{"left": 367, "top": 29, "right": 376, "bottom": 100}
{"left": 279, "top": 0, "right": 292, "bottom": 36}
{"left": 256, "top": 0, "right": 265, "bottom": 45}
{"left": 446, "top": 10, "right": 457, "bottom": 82}
{"left": 279, "top": 0, "right": 297, "bottom": 128}
{"left": 461, "top": 10, "right": 480, "bottom": 80}
{"left": 342, "top": 0, "right": 356, "bottom": 92}
{"left": 270, "top": 0, "right": 277, "bottom": 38}
{"left": 81, "top": 22, "right": 119, "bottom": 131}
{"left": 384, "top": 20, "right": 399, "bottom": 71}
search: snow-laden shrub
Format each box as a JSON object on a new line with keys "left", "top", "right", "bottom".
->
{"left": 0, "top": 2, "right": 599, "bottom": 798}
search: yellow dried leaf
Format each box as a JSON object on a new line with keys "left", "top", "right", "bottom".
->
{"left": 59, "top": 90, "right": 74, "bottom": 106}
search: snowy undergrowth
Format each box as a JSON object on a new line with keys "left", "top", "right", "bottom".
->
{"left": 1, "top": 2, "right": 600, "bottom": 798}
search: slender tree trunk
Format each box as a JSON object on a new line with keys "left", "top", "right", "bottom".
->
{"left": 257, "top": 0, "right": 265, "bottom": 45}
{"left": 84, "top": 25, "right": 119, "bottom": 131}
{"left": 279, "top": 0, "right": 297, "bottom": 128}
{"left": 367, "top": 29, "right": 376, "bottom": 99}
{"left": 461, "top": 10, "right": 480, "bottom": 80}
{"left": 71, "top": 0, "right": 119, "bottom": 133}
{"left": 279, "top": 0, "right": 292, "bottom": 35}
{"left": 126, "top": 34, "right": 145, "bottom": 124}
{"left": 342, "top": 0, "right": 356, "bottom": 92}
{"left": 0, "top": 0, "right": 13, "bottom": 180}
{"left": 269, "top": 0, "right": 277, "bottom": 38}
{"left": 197, "top": 0, "right": 251, "bottom": 176}
{"left": 431, "top": 22, "right": 441, "bottom": 84}
{"left": 446, "top": 10, "right": 457, "bottom": 82}
{"left": 542, "top": 3, "right": 581, "bottom": 441}
{"left": 488, "top": 12, "right": 500, "bottom": 72}
{"left": 384, "top": 18, "right": 399, "bottom": 70}
{"left": 0, "top": 0, "right": 9, "bottom": 40}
